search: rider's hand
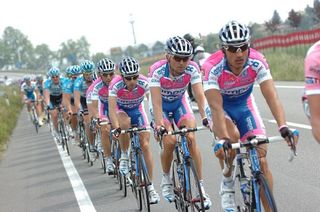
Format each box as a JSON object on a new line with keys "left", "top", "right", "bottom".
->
{"left": 202, "top": 117, "right": 209, "bottom": 128}
{"left": 213, "top": 138, "right": 231, "bottom": 160}
{"left": 112, "top": 127, "right": 122, "bottom": 138}
{"left": 279, "top": 126, "right": 297, "bottom": 146}
{"left": 156, "top": 125, "right": 167, "bottom": 137}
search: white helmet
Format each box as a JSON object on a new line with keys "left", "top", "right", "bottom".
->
{"left": 119, "top": 56, "right": 140, "bottom": 77}
{"left": 219, "top": 21, "right": 250, "bottom": 46}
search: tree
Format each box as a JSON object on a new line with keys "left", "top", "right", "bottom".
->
{"left": 91, "top": 52, "right": 108, "bottom": 65}
{"left": 288, "top": 9, "right": 302, "bottom": 28}
{"left": 314, "top": 0, "right": 320, "bottom": 20}
{"left": 265, "top": 10, "right": 282, "bottom": 33}
{"left": 58, "top": 36, "right": 90, "bottom": 66}
{"left": 151, "top": 41, "right": 165, "bottom": 55}
{"left": 137, "top": 43, "right": 150, "bottom": 58}
{"left": 2, "top": 26, "right": 34, "bottom": 69}
{"left": 34, "top": 44, "right": 54, "bottom": 71}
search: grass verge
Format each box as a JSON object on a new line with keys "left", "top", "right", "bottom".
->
{"left": 0, "top": 84, "right": 23, "bottom": 157}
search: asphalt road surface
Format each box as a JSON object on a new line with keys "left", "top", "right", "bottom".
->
{"left": 0, "top": 81, "right": 319, "bottom": 212}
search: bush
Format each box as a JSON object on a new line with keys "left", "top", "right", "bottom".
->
{"left": 0, "top": 84, "right": 23, "bottom": 153}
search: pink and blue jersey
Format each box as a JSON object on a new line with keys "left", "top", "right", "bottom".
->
{"left": 91, "top": 78, "right": 111, "bottom": 120}
{"left": 148, "top": 60, "right": 201, "bottom": 126}
{"left": 109, "top": 75, "right": 149, "bottom": 110}
{"left": 109, "top": 75, "right": 149, "bottom": 127}
{"left": 202, "top": 49, "right": 272, "bottom": 141}
{"left": 86, "top": 78, "right": 101, "bottom": 104}
{"left": 304, "top": 40, "right": 320, "bottom": 96}
{"left": 148, "top": 60, "right": 202, "bottom": 104}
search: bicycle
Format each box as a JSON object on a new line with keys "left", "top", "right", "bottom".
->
{"left": 159, "top": 112, "right": 208, "bottom": 212}
{"left": 55, "top": 106, "right": 70, "bottom": 156}
{"left": 223, "top": 131, "right": 298, "bottom": 212}
{"left": 78, "top": 111, "right": 90, "bottom": 164}
{"left": 91, "top": 119, "right": 107, "bottom": 174}
{"left": 109, "top": 129, "right": 122, "bottom": 183}
{"left": 114, "top": 126, "right": 152, "bottom": 211}
{"left": 29, "top": 100, "right": 40, "bottom": 133}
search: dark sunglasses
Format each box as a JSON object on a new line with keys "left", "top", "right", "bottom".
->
{"left": 51, "top": 76, "right": 59, "bottom": 79}
{"left": 123, "top": 75, "right": 139, "bottom": 81}
{"left": 173, "top": 55, "right": 190, "bottom": 62}
{"left": 224, "top": 44, "right": 249, "bottom": 53}
{"left": 102, "top": 72, "right": 114, "bottom": 77}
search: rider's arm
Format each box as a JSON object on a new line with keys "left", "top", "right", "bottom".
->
{"left": 91, "top": 100, "right": 99, "bottom": 119}
{"left": 74, "top": 90, "right": 81, "bottom": 112}
{"left": 108, "top": 96, "right": 119, "bottom": 128}
{"left": 62, "top": 93, "right": 72, "bottom": 113}
{"left": 204, "top": 88, "right": 229, "bottom": 139}
{"left": 260, "top": 79, "right": 287, "bottom": 127}
{"left": 192, "top": 82, "right": 206, "bottom": 119}
{"left": 308, "top": 94, "right": 320, "bottom": 143}
{"left": 44, "top": 89, "right": 50, "bottom": 106}
{"left": 150, "top": 87, "right": 164, "bottom": 127}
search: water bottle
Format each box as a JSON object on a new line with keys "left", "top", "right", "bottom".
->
{"left": 240, "top": 177, "right": 250, "bottom": 203}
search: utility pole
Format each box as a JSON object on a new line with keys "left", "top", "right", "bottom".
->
{"left": 129, "top": 13, "right": 137, "bottom": 45}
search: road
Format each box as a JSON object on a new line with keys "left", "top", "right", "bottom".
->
{"left": 0, "top": 81, "right": 319, "bottom": 212}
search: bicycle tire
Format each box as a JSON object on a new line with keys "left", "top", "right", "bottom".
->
{"left": 172, "top": 158, "right": 187, "bottom": 211}
{"left": 62, "top": 124, "right": 70, "bottom": 156}
{"left": 185, "top": 159, "right": 205, "bottom": 212}
{"left": 138, "top": 153, "right": 150, "bottom": 212}
{"left": 130, "top": 152, "right": 141, "bottom": 208}
{"left": 252, "top": 174, "right": 277, "bottom": 212}
{"left": 32, "top": 107, "right": 39, "bottom": 133}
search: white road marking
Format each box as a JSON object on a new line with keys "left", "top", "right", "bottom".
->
{"left": 254, "top": 84, "right": 304, "bottom": 89}
{"left": 55, "top": 141, "right": 96, "bottom": 212}
{"left": 264, "top": 119, "right": 311, "bottom": 130}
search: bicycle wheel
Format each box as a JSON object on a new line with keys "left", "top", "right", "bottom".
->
{"left": 129, "top": 153, "right": 141, "bottom": 207}
{"left": 32, "top": 108, "right": 39, "bottom": 133}
{"left": 138, "top": 153, "right": 150, "bottom": 212}
{"left": 252, "top": 174, "right": 277, "bottom": 212}
{"left": 62, "top": 124, "right": 70, "bottom": 155}
{"left": 185, "top": 159, "right": 205, "bottom": 212}
{"left": 172, "top": 158, "right": 187, "bottom": 211}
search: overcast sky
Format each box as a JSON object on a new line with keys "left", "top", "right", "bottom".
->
{"left": 0, "top": 0, "right": 314, "bottom": 54}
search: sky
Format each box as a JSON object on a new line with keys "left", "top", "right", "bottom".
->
{"left": 0, "top": 0, "right": 315, "bottom": 54}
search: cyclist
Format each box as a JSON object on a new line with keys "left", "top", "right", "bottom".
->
{"left": 148, "top": 36, "right": 212, "bottom": 209}
{"left": 35, "top": 74, "right": 46, "bottom": 122}
{"left": 44, "top": 67, "right": 65, "bottom": 140}
{"left": 184, "top": 33, "right": 198, "bottom": 102}
{"left": 21, "top": 75, "right": 42, "bottom": 125}
{"left": 109, "top": 56, "right": 160, "bottom": 204}
{"left": 202, "top": 21, "right": 296, "bottom": 212}
{"left": 303, "top": 40, "right": 320, "bottom": 144}
{"left": 193, "top": 46, "right": 211, "bottom": 69}
{"left": 63, "top": 65, "right": 81, "bottom": 142}
{"left": 74, "top": 60, "right": 95, "bottom": 157}
{"left": 90, "top": 58, "right": 117, "bottom": 171}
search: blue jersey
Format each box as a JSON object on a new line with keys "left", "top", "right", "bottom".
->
{"left": 62, "top": 78, "right": 76, "bottom": 96}
{"left": 74, "top": 76, "right": 92, "bottom": 97}
{"left": 21, "top": 82, "right": 37, "bottom": 100}
{"left": 44, "top": 78, "right": 66, "bottom": 96}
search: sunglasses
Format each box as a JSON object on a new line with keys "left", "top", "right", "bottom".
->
{"left": 51, "top": 76, "right": 59, "bottom": 79}
{"left": 224, "top": 44, "right": 249, "bottom": 53}
{"left": 173, "top": 55, "right": 190, "bottom": 62}
{"left": 102, "top": 72, "right": 114, "bottom": 77}
{"left": 123, "top": 75, "right": 139, "bottom": 81}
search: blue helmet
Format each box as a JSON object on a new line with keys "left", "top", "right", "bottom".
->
{"left": 48, "top": 67, "right": 60, "bottom": 77}
{"left": 65, "top": 66, "right": 73, "bottom": 76}
{"left": 80, "top": 60, "right": 95, "bottom": 74}
{"left": 70, "top": 65, "right": 82, "bottom": 75}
